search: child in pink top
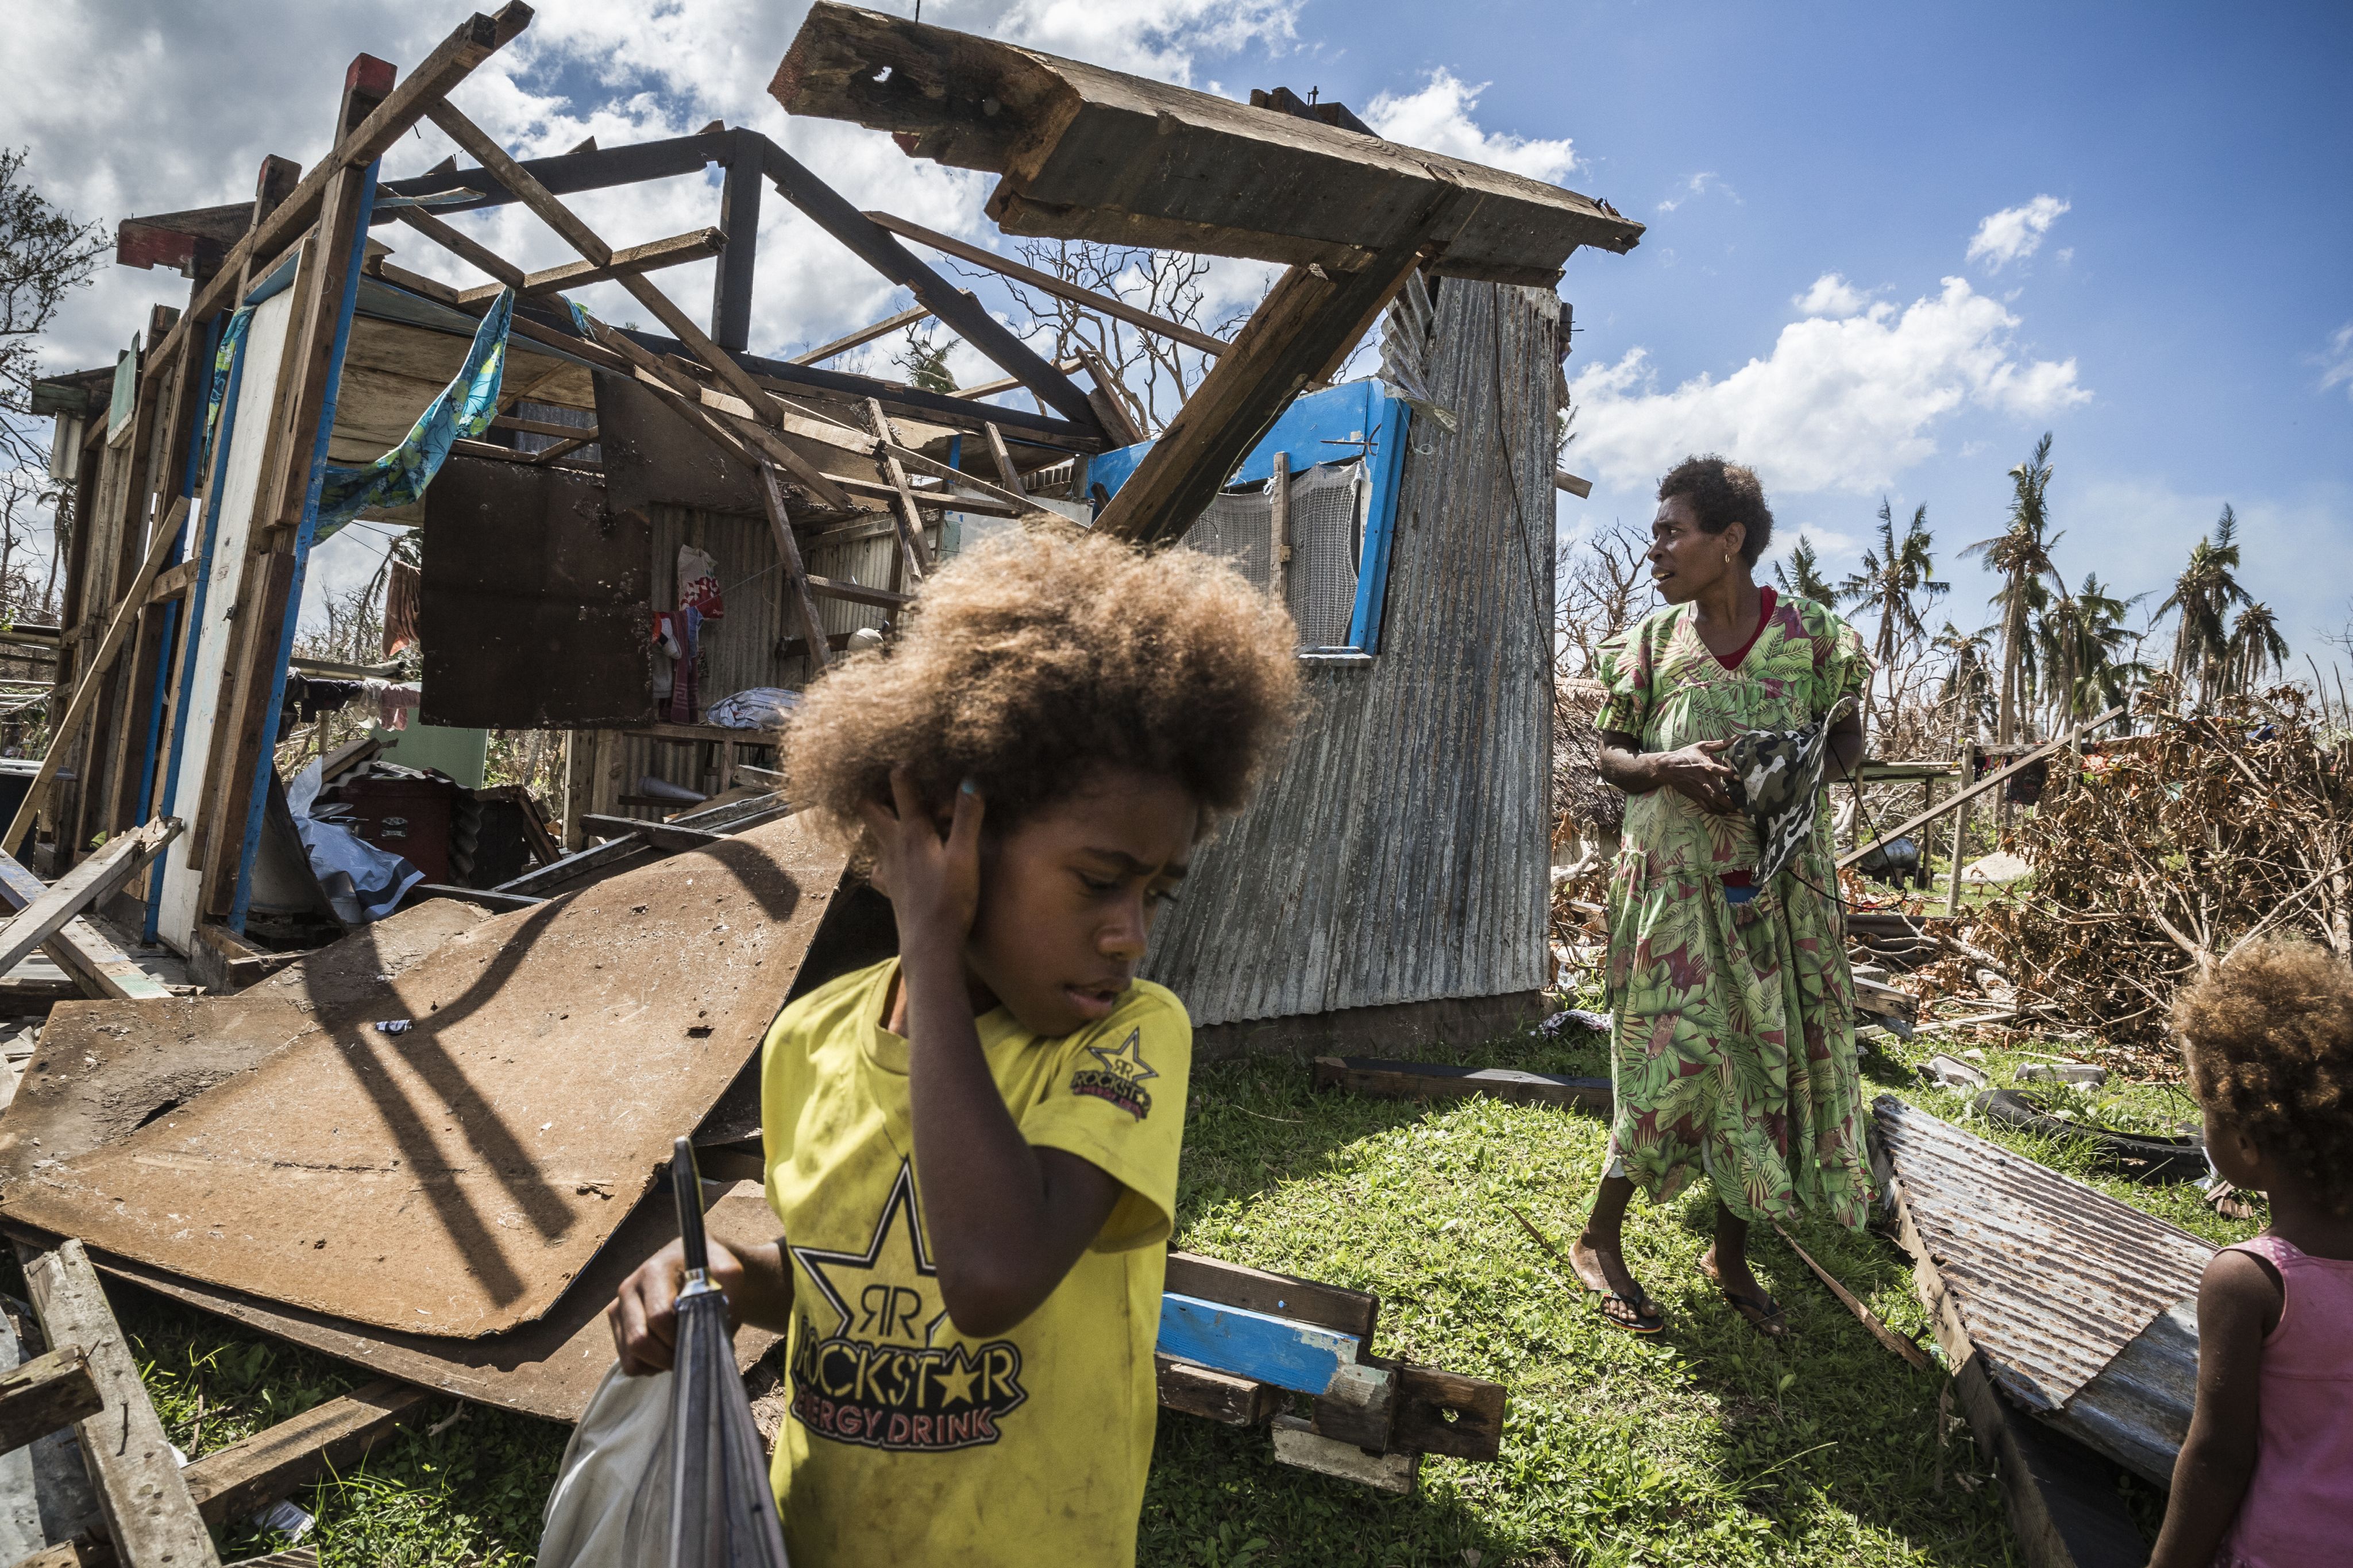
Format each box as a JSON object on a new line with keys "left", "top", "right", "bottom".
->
{"left": 2149, "top": 941, "right": 2353, "bottom": 1568}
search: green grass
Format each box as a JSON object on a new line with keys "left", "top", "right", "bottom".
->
{"left": 25, "top": 1007, "right": 2256, "bottom": 1565}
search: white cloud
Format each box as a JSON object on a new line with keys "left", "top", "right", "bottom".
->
{"left": 1791, "top": 273, "right": 1872, "bottom": 318}
{"left": 1363, "top": 69, "right": 1576, "bottom": 184}
{"left": 1568, "top": 275, "right": 2089, "bottom": 495}
{"left": 1966, "top": 194, "right": 2070, "bottom": 271}
{"left": 1657, "top": 172, "right": 1736, "bottom": 214}
{"left": 2320, "top": 322, "right": 2353, "bottom": 400}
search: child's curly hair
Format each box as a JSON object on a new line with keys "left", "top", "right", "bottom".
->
{"left": 2174, "top": 940, "right": 2353, "bottom": 1215}
{"left": 786, "top": 526, "right": 1301, "bottom": 842}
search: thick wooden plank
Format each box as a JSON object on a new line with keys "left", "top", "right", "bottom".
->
{"left": 776, "top": 3, "right": 1641, "bottom": 282}
{"left": 21, "top": 1242, "right": 218, "bottom": 1568}
{"left": 865, "top": 400, "right": 929, "bottom": 587}
{"left": 982, "top": 423, "right": 1025, "bottom": 495}
{"left": 1270, "top": 1415, "right": 1419, "bottom": 1493}
{"left": 581, "top": 814, "right": 730, "bottom": 852}
{"left": 184, "top": 1382, "right": 431, "bottom": 1527}
{"left": 1156, "top": 1293, "right": 1358, "bottom": 1396}
{"left": 804, "top": 574, "right": 909, "bottom": 612}
{"left": 4, "top": 503, "right": 187, "bottom": 856}
{"left": 866, "top": 211, "right": 1227, "bottom": 355}
{"left": 1375, "top": 1358, "right": 1507, "bottom": 1462}
{"left": 1311, "top": 1055, "right": 1611, "bottom": 1111}
{"left": 453, "top": 226, "right": 724, "bottom": 304}
{"left": 1164, "top": 1252, "right": 1378, "bottom": 1343}
{"left": 0, "top": 821, "right": 180, "bottom": 978}
{"left": 408, "top": 883, "right": 545, "bottom": 913}
{"left": 0, "top": 851, "right": 172, "bottom": 1002}
{"left": 1154, "top": 1355, "right": 1280, "bottom": 1427}
{"left": 790, "top": 304, "right": 934, "bottom": 365}
{"left": 0, "top": 1345, "right": 103, "bottom": 1459}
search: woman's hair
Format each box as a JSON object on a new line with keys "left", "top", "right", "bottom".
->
{"left": 2174, "top": 940, "right": 2353, "bottom": 1215}
{"left": 1658, "top": 455, "right": 1773, "bottom": 565}
{"left": 786, "top": 525, "right": 1301, "bottom": 842}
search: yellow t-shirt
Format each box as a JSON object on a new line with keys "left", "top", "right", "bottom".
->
{"left": 759, "top": 958, "right": 1191, "bottom": 1566}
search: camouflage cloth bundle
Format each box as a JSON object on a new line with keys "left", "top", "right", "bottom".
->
{"left": 1724, "top": 698, "right": 1853, "bottom": 887}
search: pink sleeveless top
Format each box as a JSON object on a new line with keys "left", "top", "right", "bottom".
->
{"left": 2219, "top": 1233, "right": 2353, "bottom": 1568}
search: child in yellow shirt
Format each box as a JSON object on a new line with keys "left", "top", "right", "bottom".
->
{"left": 608, "top": 526, "right": 1299, "bottom": 1565}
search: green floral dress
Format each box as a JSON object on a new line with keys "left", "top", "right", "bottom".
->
{"left": 1594, "top": 594, "right": 1874, "bottom": 1229}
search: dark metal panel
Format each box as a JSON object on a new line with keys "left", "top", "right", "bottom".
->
{"left": 597, "top": 371, "right": 764, "bottom": 517}
{"left": 419, "top": 455, "right": 654, "bottom": 727}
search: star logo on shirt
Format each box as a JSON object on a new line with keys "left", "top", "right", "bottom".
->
{"left": 789, "top": 1158, "right": 952, "bottom": 1347}
{"left": 1071, "top": 1027, "right": 1156, "bottom": 1119}
{"left": 1085, "top": 1028, "right": 1158, "bottom": 1085}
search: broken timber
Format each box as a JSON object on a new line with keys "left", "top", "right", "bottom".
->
{"left": 1312, "top": 1055, "right": 1611, "bottom": 1111}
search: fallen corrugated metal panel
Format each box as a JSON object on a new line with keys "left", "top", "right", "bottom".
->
{"left": 1, "top": 815, "right": 846, "bottom": 1338}
{"left": 1141, "top": 280, "right": 1553, "bottom": 1027}
{"left": 0, "top": 901, "right": 492, "bottom": 1194}
{"left": 3, "top": 1180, "right": 783, "bottom": 1424}
{"left": 1873, "top": 1094, "right": 2207, "bottom": 1486}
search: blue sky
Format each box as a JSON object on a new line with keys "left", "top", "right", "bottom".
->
{"left": 7, "top": 1, "right": 2347, "bottom": 664}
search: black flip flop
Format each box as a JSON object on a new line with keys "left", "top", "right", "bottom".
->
{"left": 1716, "top": 1283, "right": 1789, "bottom": 1338}
{"left": 1595, "top": 1291, "right": 1666, "bottom": 1334}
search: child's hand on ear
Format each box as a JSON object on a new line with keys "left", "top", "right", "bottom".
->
{"left": 861, "top": 766, "right": 985, "bottom": 953}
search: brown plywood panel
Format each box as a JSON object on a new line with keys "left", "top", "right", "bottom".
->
{"left": 0, "top": 901, "right": 492, "bottom": 1195}
{"left": 420, "top": 455, "right": 655, "bottom": 728}
{"left": 2, "top": 816, "right": 847, "bottom": 1337}
{"left": 599, "top": 370, "right": 766, "bottom": 517}
{"left": 6, "top": 1181, "right": 784, "bottom": 1424}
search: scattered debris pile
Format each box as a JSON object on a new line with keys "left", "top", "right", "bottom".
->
{"left": 1975, "top": 690, "right": 2352, "bottom": 1065}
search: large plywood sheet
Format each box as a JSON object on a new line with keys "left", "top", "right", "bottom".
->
{"left": 159, "top": 287, "right": 296, "bottom": 953}
{"left": 4, "top": 814, "right": 846, "bottom": 1337}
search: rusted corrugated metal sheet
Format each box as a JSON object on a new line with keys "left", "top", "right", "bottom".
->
{"left": 1141, "top": 280, "right": 1554, "bottom": 1026}
{"left": 1874, "top": 1094, "right": 2208, "bottom": 1486}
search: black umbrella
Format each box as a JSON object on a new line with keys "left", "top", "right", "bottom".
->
{"left": 641, "top": 1134, "right": 792, "bottom": 1568}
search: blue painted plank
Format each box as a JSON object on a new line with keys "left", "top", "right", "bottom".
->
{"left": 1087, "top": 379, "right": 1385, "bottom": 500}
{"left": 1156, "top": 1291, "right": 1359, "bottom": 1395}
{"left": 1345, "top": 391, "right": 1412, "bottom": 653}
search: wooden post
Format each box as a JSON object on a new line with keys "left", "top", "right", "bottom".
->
{"left": 757, "top": 466, "right": 836, "bottom": 673}
{"left": 22, "top": 1241, "right": 221, "bottom": 1568}
{"left": 1270, "top": 450, "right": 1292, "bottom": 608}
{"left": 1947, "top": 753, "right": 1972, "bottom": 916}
{"left": 865, "top": 399, "right": 931, "bottom": 590}
{"left": 709, "top": 129, "right": 764, "bottom": 352}
{"left": 983, "top": 422, "right": 1025, "bottom": 497}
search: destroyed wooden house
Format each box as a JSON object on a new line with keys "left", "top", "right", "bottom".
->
{"left": 25, "top": 1, "right": 1639, "bottom": 1052}
{"left": 0, "top": 3, "right": 1641, "bottom": 1538}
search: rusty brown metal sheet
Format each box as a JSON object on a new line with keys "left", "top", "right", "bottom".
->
{"left": 1872, "top": 1095, "right": 2209, "bottom": 1413}
{"left": 2, "top": 816, "right": 846, "bottom": 1337}
{"left": 5, "top": 1181, "right": 783, "bottom": 1424}
{"left": 419, "top": 454, "right": 654, "bottom": 728}
{"left": 0, "top": 900, "right": 493, "bottom": 1195}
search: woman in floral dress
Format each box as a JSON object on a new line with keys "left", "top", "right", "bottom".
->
{"left": 1569, "top": 457, "right": 1873, "bottom": 1336}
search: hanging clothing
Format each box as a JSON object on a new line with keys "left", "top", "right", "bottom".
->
{"left": 279, "top": 677, "right": 365, "bottom": 726}
{"left": 371, "top": 681, "right": 421, "bottom": 733}
{"left": 383, "top": 558, "right": 422, "bottom": 659}
{"left": 310, "top": 289, "right": 514, "bottom": 542}
{"left": 678, "top": 544, "right": 726, "bottom": 621}
{"left": 1594, "top": 593, "right": 1874, "bottom": 1227}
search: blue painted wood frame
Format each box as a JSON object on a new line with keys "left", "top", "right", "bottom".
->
{"left": 227, "top": 160, "right": 380, "bottom": 934}
{"left": 146, "top": 314, "right": 250, "bottom": 943}
{"left": 1156, "top": 1291, "right": 1360, "bottom": 1395}
{"left": 1081, "top": 379, "right": 1412, "bottom": 654}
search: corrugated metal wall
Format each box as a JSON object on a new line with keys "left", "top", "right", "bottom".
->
{"left": 1141, "top": 279, "right": 1557, "bottom": 1027}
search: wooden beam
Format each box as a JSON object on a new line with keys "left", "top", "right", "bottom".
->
{"left": 144, "top": 560, "right": 200, "bottom": 604}
{"left": 392, "top": 205, "right": 524, "bottom": 288}
{"left": 865, "top": 400, "right": 930, "bottom": 588}
{"left": 955, "top": 357, "right": 1085, "bottom": 400}
{"left": 5, "top": 500, "right": 187, "bottom": 855}
{"left": 758, "top": 467, "right": 835, "bottom": 672}
{"left": 806, "top": 574, "right": 909, "bottom": 612}
{"left": 453, "top": 226, "right": 724, "bottom": 305}
{"left": 1093, "top": 187, "right": 1461, "bottom": 546}
{"left": 0, "top": 819, "right": 182, "bottom": 979}
{"left": 819, "top": 471, "right": 1023, "bottom": 518}
{"left": 22, "top": 1241, "right": 220, "bottom": 1568}
{"left": 983, "top": 422, "right": 1025, "bottom": 495}
{"left": 1155, "top": 1355, "right": 1280, "bottom": 1427}
{"left": 0, "top": 1343, "right": 103, "bottom": 1459}
{"left": 791, "top": 304, "right": 934, "bottom": 365}
{"left": 1166, "top": 1252, "right": 1378, "bottom": 1342}
{"left": 882, "top": 439, "right": 1041, "bottom": 517}
{"left": 424, "top": 99, "right": 781, "bottom": 423}
{"left": 865, "top": 211, "right": 1230, "bottom": 356}
{"left": 757, "top": 138, "right": 1106, "bottom": 438}
{"left": 582, "top": 813, "right": 732, "bottom": 852}
{"left": 1837, "top": 706, "right": 2123, "bottom": 872}
{"left": 1157, "top": 1293, "right": 1360, "bottom": 1396}
{"left": 0, "top": 851, "right": 172, "bottom": 1002}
